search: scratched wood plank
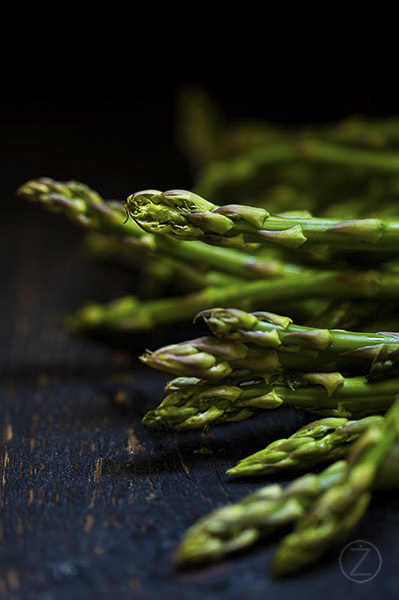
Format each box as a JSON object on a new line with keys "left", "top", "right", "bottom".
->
{"left": 1, "top": 205, "right": 399, "bottom": 600}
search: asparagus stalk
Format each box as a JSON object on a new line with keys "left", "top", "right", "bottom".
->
{"left": 17, "top": 178, "right": 286, "bottom": 281}
{"left": 304, "top": 299, "right": 379, "bottom": 330}
{"left": 142, "top": 373, "right": 398, "bottom": 431}
{"left": 140, "top": 335, "right": 366, "bottom": 380}
{"left": 84, "top": 231, "right": 209, "bottom": 297}
{"left": 175, "top": 443, "right": 399, "bottom": 566}
{"left": 18, "top": 179, "right": 399, "bottom": 333}
{"left": 67, "top": 269, "right": 399, "bottom": 333}
{"left": 367, "top": 344, "right": 399, "bottom": 382}
{"left": 273, "top": 398, "right": 399, "bottom": 576}
{"left": 193, "top": 140, "right": 399, "bottom": 203}
{"left": 228, "top": 415, "right": 383, "bottom": 477}
{"left": 84, "top": 232, "right": 244, "bottom": 292}
{"left": 176, "top": 86, "right": 225, "bottom": 168}
{"left": 306, "top": 298, "right": 399, "bottom": 333}
{"left": 198, "top": 307, "right": 399, "bottom": 358}
{"left": 127, "top": 188, "right": 399, "bottom": 252}
{"left": 318, "top": 117, "right": 399, "bottom": 148}
{"left": 178, "top": 86, "right": 399, "bottom": 170}
{"left": 196, "top": 157, "right": 399, "bottom": 218}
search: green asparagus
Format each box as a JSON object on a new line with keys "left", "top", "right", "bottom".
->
{"left": 127, "top": 188, "right": 399, "bottom": 252}
{"left": 17, "top": 178, "right": 287, "bottom": 281}
{"left": 84, "top": 232, "right": 246, "bottom": 294}
{"left": 67, "top": 269, "right": 399, "bottom": 333}
{"left": 140, "top": 335, "right": 367, "bottom": 380}
{"left": 178, "top": 87, "right": 399, "bottom": 172}
{"left": 142, "top": 373, "right": 398, "bottom": 431}
{"left": 175, "top": 443, "right": 399, "bottom": 566}
{"left": 17, "top": 104, "right": 399, "bottom": 581}
{"left": 198, "top": 307, "right": 399, "bottom": 359}
{"left": 228, "top": 415, "right": 383, "bottom": 477}
{"left": 194, "top": 139, "right": 399, "bottom": 204}
{"left": 368, "top": 344, "right": 399, "bottom": 382}
{"left": 272, "top": 398, "right": 399, "bottom": 576}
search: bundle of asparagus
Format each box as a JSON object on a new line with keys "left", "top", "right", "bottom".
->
{"left": 137, "top": 301, "right": 399, "bottom": 572}
{"left": 140, "top": 307, "right": 399, "bottom": 426}
{"left": 177, "top": 86, "right": 399, "bottom": 213}
{"left": 17, "top": 94, "right": 399, "bottom": 578}
{"left": 175, "top": 400, "right": 399, "bottom": 573}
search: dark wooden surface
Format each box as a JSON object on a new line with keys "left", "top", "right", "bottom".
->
{"left": 2, "top": 102, "right": 399, "bottom": 600}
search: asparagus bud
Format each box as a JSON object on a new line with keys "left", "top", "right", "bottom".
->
{"left": 140, "top": 335, "right": 357, "bottom": 380}
{"left": 228, "top": 415, "right": 384, "bottom": 477}
{"left": 273, "top": 398, "right": 399, "bottom": 576}
{"left": 176, "top": 440, "right": 399, "bottom": 566}
{"left": 127, "top": 188, "right": 399, "bottom": 252}
{"left": 142, "top": 373, "right": 398, "bottom": 431}
{"left": 198, "top": 307, "right": 399, "bottom": 359}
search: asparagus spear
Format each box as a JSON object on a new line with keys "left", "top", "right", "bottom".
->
{"left": 319, "top": 117, "right": 399, "bottom": 148}
{"left": 84, "top": 232, "right": 244, "bottom": 293}
{"left": 193, "top": 140, "right": 399, "bottom": 204}
{"left": 198, "top": 307, "right": 399, "bottom": 358}
{"left": 67, "top": 269, "right": 399, "bottom": 333}
{"left": 142, "top": 373, "right": 398, "bottom": 431}
{"left": 140, "top": 335, "right": 366, "bottom": 380}
{"left": 84, "top": 231, "right": 211, "bottom": 297}
{"left": 19, "top": 179, "right": 399, "bottom": 333}
{"left": 367, "top": 344, "right": 399, "bottom": 382}
{"left": 127, "top": 188, "right": 399, "bottom": 252}
{"left": 227, "top": 415, "right": 383, "bottom": 477}
{"left": 175, "top": 443, "right": 399, "bottom": 566}
{"left": 176, "top": 86, "right": 225, "bottom": 168}
{"left": 304, "top": 299, "right": 379, "bottom": 330}
{"left": 178, "top": 87, "right": 399, "bottom": 169}
{"left": 273, "top": 398, "right": 399, "bottom": 576}
{"left": 196, "top": 156, "right": 399, "bottom": 218}
{"left": 17, "top": 178, "right": 285, "bottom": 281}
{"left": 306, "top": 298, "right": 399, "bottom": 333}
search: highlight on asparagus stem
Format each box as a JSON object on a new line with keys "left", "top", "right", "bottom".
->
{"left": 272, "top": 398, "right": 399, "bottom": 576}
{"left": 141, "top": 372, "right": 398, "bottom": 431}
{"left": 175, "top": 443, "right": 399, "bottom": 566}
{"left": 126, "top": 188, "right": 399, "bottom": 252}
{"left": 227, "top": 415, "right": 384, "bottom": 477}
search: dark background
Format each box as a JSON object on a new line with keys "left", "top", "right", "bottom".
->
{"left": 3, "top": 82, "right": 399, "bottom": 211}
{"left": 1, "top": 83, "right": 399, "bottom": 600}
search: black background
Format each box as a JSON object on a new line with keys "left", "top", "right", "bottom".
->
{"left": 1, "top": 81, "right": 399, "bottom": 600}
{"left": 3, "top": 81, "right": 399, "bottom": 213}
{"left": 3, "top": 81, "right": 399, "bottom": 307}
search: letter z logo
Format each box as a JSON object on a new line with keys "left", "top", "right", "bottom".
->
{"left": 339, "top": 540, "right": 382, "bottom": 582}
